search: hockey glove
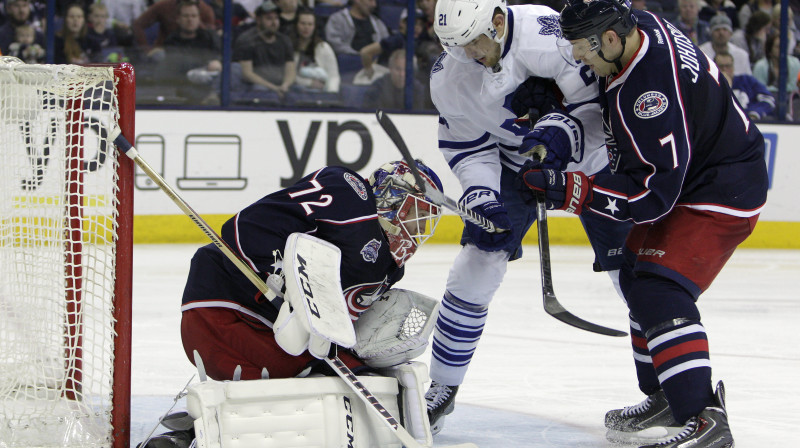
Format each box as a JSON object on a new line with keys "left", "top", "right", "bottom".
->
{"left": 510, "top": 76, "right": 562, "bottom": 119}
{"left": 459, "top": 186, "right": 514, "bottom": 252}
{"left": 518, "top": 167, "right": 592, "bottom": 215}
{"left": 518, "top": 112, "right": 582, "bottom": 171}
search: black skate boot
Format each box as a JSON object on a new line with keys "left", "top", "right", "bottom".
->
{"left": 605, "top": 388, "right": 683, "bottom": 444}
{"left": 639, "top": 381, "right": 734, "bottom": 448}
{"left": 425, "top": 381, "right": 458, "bottom": 435}
{"left": 137, "top": 429, "right": 194, "bottom": 448}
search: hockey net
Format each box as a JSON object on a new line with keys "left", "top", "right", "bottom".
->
{"left": 0, "top": 57, "right": 134, "bottom": 448}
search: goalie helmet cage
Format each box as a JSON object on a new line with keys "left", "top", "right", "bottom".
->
{"left": 0, "top": 57, "right": 133, "bottom": 448}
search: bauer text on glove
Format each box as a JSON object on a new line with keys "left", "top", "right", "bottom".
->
{"left": 518, "top": 112, "right": 584, "bottom": 171}
{"left": 519, "top": 169, "right": 592, "bottom": 215}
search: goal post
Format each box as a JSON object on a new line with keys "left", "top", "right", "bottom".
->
{"left": 0, "top": 57, "right": 134, "bottom": 448}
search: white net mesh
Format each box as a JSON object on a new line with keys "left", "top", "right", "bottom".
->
{"left": 0, "top": 57, "right": 122, "bottom": 447}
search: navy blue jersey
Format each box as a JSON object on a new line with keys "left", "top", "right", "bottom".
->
{"left": 591, "top": 11, "right": 768, "bottom": 224}
{"left": 181, "top": 166, "right": 404, "bottom": 325}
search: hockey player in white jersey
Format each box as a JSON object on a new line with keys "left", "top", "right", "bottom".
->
{"left": 425, "top": 0, "right": 633, "bottom": 434}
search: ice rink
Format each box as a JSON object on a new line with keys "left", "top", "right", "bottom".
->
{"left": 130, "top": 243, "right": 799, "bottom": 447}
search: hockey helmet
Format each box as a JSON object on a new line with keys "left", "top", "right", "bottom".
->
{"left": 434, "top": 0, "right": 508, "bottom": 50}
{"left": 368, "top": 160, "right": 443, "bottom": 267}
{"left": 559, "top": 0, "right": 637, "bottom": 55}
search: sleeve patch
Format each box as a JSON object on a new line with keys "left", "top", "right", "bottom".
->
{"left": 634, "top": 91, "right": 669, "bottom": 119}
{"left": 344, "top": 172, "right": 369, "bottom": 200}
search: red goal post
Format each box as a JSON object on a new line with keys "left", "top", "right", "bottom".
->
{"left": 0, "top": 57, "right": 134, "bottom": 448}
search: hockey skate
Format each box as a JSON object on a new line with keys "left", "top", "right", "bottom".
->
{"left": 137, "top": 429, "right": 194, "bottom": 448}
{"left": 639, "top": 381, "right": 734, "bottom": 448}
{"left": 605, "top": 388, "right": 682, "bottom": 444}
{"left": 426, "top": 381, "right": 459, "bottom": 435}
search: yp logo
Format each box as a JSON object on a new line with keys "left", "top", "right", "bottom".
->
{"left": 762, "top": 132, "right": 777, "bottom": 189}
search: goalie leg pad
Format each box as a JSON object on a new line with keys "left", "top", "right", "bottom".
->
{"left": 187, "top": 376, "right": 403, "bottom": 448}
{"left": 380, "top": 361, "right": 433, "bottom": 447}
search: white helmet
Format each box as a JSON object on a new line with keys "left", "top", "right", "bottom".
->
{"left": 434, "top": 0, "right": 508, "bottom": 49}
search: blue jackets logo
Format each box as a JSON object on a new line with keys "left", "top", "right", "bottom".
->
{"left": 634, "top": 91, "right": 669, "bottom": 118}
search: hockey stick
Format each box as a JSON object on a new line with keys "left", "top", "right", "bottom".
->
{"left": 527, "top": 138, "right": 626, "bottom": 337}
{"left": 109, "top": 129, "right": 475, "bottom": 448}
{"left": 376, "top": 109, "right": 506, "bottom": 233}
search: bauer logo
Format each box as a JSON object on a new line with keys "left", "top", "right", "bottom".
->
{"left": 634, "top": 91, "right": 669, "bottom": 119}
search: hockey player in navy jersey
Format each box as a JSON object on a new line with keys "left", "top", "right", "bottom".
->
{"left": 141, "top": 160, "right": 442, "bottom": 447}
{"left": 519, "top": 0, "right": 769, "bottom": 446}
{"left": 425, "top": 0, "right": 633, "bottom": 435}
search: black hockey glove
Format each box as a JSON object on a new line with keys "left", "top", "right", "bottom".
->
{"left": 510, "top": 76, "right": 562, "bottom": 120}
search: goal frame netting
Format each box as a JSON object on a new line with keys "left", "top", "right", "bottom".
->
{"left": 0, "top": 57, "right": 133, "bottom": 448}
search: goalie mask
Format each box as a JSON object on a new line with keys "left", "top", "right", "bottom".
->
{"left": 368, "top": 160, "right": 443, "bottom": 267}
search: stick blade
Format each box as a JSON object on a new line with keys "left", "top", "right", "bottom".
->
{"left": 543, "top": 293, "right": 627, "bottom": 337}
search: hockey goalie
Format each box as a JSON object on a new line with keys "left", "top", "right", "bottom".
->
{"left": 139, "top": 161, "right": 445, "bottom": 448}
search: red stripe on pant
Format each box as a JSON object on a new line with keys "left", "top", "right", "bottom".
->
{"left": 651, "top": 339, "right": 709, "bottom": 370}
{"left": 181, "top": 306, "right": 364, "bottom": 380}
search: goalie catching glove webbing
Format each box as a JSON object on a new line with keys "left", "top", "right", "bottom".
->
{"left": 274, "top": 233, "right": 356, "bottom": 358}
{"left": 353, "top": 289, "right": 439, "bottom": 368}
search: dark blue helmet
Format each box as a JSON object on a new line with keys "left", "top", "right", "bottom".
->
{"left": 559, "top": 0, "right": 637, "bottom": 43}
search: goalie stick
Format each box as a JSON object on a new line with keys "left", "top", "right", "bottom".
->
{"left": 376, "top": 109, "right": 505, "bottom": 234}
{"left": 109, "top": 129, "right": 477, "bottom": 448}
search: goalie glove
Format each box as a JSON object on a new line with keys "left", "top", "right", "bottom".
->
{"left": 273, "top": 233, "right": 356, "bottom": 359}
{"left": 352, "top": 289, "right": 439, "bottom": 368}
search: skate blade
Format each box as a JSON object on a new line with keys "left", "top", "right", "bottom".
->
{"left": 606, "top": 425, "right": 683, "bottom": 444}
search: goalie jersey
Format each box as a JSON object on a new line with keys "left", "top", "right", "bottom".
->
{"left": 181, "top": 167, "right": 404, "bottom": 325}
{"left": 429, "top": 5, "right": 610, "bottom": 193}
{"left": 588, "top": 11, "right": 768, "bottom": 223}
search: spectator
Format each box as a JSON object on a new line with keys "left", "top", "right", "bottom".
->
{"left": 715, "top": 51, "right": 776, "bottom": 119}
{"left": 277, "top": 0, "right": 298, "bottom": 36}
{"left": 753, "top": 32, "right": 800, "bottom": 93}
{"left": 359, "top": 8, "right": 424, "bottom": 81}
{"left": 132, "top": 0, "right": 215, "bottom": 59}
{"left": 700, "top": 14, "right": 752, "bottom": 74}
{"left": 54, "top": 3, "right": 101, "bottom": 64}
{"left": 7, "top": 23, "right": 44, "bottom": 62}
{"left": 675, "top": 0, "right": 711, "bottom": 45}
{"left": 738, "top": 0, "right": 773, "bottom": 29}
{"left": 699, "top": 0, "right": 740, "bottom": 29}
{"left": 206, "top": 0, "right": 252, "bottom": 32}
{"left": 324, "top": 0, "right": 389, "bottom": 55}
{"left": 0, "top": 0, "right": 43, "bottom": 55}
{"left": 292, "top": 9, "right": 340, "bottom": 92}
{"left": 770, "top": 4, "right": 798, "bottom": 55}
{"left": 363, "top": 49, "right": 425, "bottom": 109}
{"left": 232, "top": 0, "right": 296, "bottom": 99}
{"left": 731, "top": 10, "right": 771, "bottom": 64}
{"left": 87, "top": 3, "right": 119, "bottom": 59}
{"left": 106, "top": 0, "right": 146, "bottom": 46}
{"left": 160, "top": 1, "right": 222, "bottom": 104}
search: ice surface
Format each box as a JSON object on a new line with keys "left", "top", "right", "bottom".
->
{"left": 132, "top": 244, "right": 800, "bottom": 447}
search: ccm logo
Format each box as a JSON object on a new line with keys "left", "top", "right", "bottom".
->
{"left": 564, "top": 173, "right": 584, "bottom": 214}
{"left": 343, "top": 396, "right": 355, "bottom": 447}
{"left": 296, "top": 254, "right": 321, "bottom": 319}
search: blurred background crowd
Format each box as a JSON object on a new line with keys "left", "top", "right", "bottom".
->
{"left": 2, "top": 0, "right": 800, "bottom": 118}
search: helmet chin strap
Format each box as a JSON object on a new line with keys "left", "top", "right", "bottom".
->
{"left": 597, "top": 35, "right": 627, "bottom": 74}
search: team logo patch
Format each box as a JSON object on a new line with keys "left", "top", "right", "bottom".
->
{"left": 634, "top": 91, "right": 669, "bottom": 119}
{"left": 361, "top": 239, "right": 381, "bottom": 263}
{"left": 344, "top": 172, "right": 368, "bottom": 200}
{"left": 431, "top": 52, "right": 446, "bottom": 76}
{"left": 538, "top": 15, "right": 562, "bottom": 37}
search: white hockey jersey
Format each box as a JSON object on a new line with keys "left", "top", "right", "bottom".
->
{"left": 430, "top": 5, "right": 610, "bottom": 193}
